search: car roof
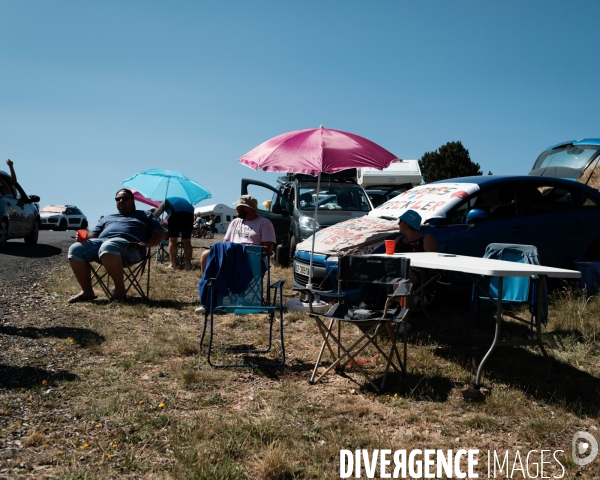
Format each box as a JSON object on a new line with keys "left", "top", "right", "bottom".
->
{"left": 544, "top": 138, "right": 600, "bottom": 150}
{"left": 433, "top": 175, "right": 600, "bottom": 196}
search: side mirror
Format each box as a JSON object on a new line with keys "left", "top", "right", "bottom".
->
{"left": 29, "top": 195, "right": 40, "bottom": 203}
{"left": 466, "top": 208, "right": 489, "bottom": 225}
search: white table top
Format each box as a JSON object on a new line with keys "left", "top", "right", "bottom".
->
{"left": 372, "top": 252, "right": 581, "bottom": 278}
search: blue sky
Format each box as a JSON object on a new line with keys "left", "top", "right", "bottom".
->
{"left": 1, "top": 1, "right": 599, "bottom": 224}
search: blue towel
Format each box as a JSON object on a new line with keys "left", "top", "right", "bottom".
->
{"left": 199, "top": 242, "right": 253, "bottom": 308}
{"left": 484, "top": 243, "right": 548, "bottom": 325}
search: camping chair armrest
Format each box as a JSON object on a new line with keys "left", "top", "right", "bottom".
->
{"left": 270, "top": 280, "right": 285, "bottom": 289}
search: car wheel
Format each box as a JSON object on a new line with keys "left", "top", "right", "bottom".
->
{"left": 289, "top": 235, "right": 297, "bottom": 261}
{"left": 59, "top": 218, "right": 67, "bottom": 231}
{"left": 24, "top": 220, "right": 39, "bottom": 245}
{"left": 0, "top": 219, "right": 7, "bottom": 249}
{"left": 81, "top": 219, "right": 88, "bottom": 229}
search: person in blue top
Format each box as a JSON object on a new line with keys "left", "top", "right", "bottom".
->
{"left": 154, "top": 196, "right": 195, "bottom": 270}
{"left": 67, "top": 188, "right": 166, "bottom": 303}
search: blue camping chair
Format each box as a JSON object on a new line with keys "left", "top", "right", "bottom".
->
{"left": 199, "top": 243, "right": 285, "bottom": 367}
{"left": 470, "top": 243, "right": 547, "bottom": 339}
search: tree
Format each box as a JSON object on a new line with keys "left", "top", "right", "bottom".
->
{"left": 418, "top": 141, "right": 482, "bottom": 183}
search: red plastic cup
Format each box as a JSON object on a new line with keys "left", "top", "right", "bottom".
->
{"left": 76, "top": 229, "right": 88, "bottom": 242}
{"left": 385, "top": 239, "right": 395, "bottom": 255}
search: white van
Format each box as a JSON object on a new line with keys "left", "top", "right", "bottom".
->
{"left": 357, "top": 159, "right": 422, "bottom": 188}
{"left": 357, "top": 160, "right": 422, "bottom": 207}
{"left": 193, "top": 203, "right": 237, "bottom": 234}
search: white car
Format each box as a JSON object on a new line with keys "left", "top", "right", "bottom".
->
{"left": 40, "top": 205, "right": 88, "bottom": 231}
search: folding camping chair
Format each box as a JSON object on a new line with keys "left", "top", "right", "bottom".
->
{"left": 300, "top": 255, "right": 412, "bottom": 392}
{"left": 199, "top": 244, "right": 285, "bottom": 367}
{"left": 91, "top": 244, "right": 152, "bottom": 301}
{"left": 469, "top": 243, "right": 547, "bottom": 339}
{"left": 155, "top": 238, "right": 184, "bottom": 266}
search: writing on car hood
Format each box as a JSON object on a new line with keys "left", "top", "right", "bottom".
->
{"left": 368, "top": 183, "right": 480, "bottom": 221}
{"left": 296, "top": 183, "right": 480, "bottom": 256}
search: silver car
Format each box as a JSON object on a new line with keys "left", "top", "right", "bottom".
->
{"left": 0, "top": 170, "right": 41, "bottom": 249}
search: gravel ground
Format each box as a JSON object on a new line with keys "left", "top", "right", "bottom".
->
{"left": 0, "top": 231, "right": 76, "bottom": 386}
{"left": 0, "top": 231, "right": 71, "bottom": 285}
{"left": 0, "top": 232, "right": 224, "bottom": 477}
{"left": 0, "top": 232, "right": 86, "bottom": 477}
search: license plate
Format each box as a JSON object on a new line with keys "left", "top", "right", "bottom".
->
{"left": 294, "top": 262, "right": 311, "bottom": 276}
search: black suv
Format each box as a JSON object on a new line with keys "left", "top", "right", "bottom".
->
{"left": 0, "top": 170, "right": 41, "bottom": 249}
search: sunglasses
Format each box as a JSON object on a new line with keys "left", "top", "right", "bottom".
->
{"left": 115, "top": 196, "right": 132, "bottom": 202}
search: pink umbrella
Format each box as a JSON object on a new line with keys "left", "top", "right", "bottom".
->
{"left": 130, "top": 188, "right": 162, "bottom": 208}
{"left": 239, "top": 126, "right": 399, "bottom": 287}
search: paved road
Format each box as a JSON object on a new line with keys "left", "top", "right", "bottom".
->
{"left": 0, "top": 231, "right": 73, "bottom": 286}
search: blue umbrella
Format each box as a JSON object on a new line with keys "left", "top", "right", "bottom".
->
{"left": 122, "top": 168, "right": 211, "bottom": 205}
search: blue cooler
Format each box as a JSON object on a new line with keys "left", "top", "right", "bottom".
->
{"left": 575, "top": 261, "right": 600, "bottom": 293}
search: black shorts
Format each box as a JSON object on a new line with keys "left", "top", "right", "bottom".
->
{"left": 167, "top": 211, "right": 194, "bottom": 239}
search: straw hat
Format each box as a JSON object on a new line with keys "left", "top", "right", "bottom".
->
{"left": 233, "top": 194, "right": 258, "bottom": 211}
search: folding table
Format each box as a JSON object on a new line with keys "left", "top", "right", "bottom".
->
{"left": 371, "top": 252, "right": 581, "bottom": 386}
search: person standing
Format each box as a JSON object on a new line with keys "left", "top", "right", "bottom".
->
{"left": 154, "top": 196, "right": 195, "bottom": 270}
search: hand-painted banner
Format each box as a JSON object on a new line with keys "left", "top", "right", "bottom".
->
{"left": 296, "top": 216, "right": 398, "bottom": 255}
{"left": 296, "top": 183, "right": 480, "bottom": 255}
{"left": 369, "top": 183, "right": 480, "bottom": 221}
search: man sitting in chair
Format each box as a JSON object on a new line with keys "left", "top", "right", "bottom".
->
{"left": 67, "top": 188, "right": 166, "bottom": 303}
{"left": 196, "top": 194, "right": 276, "bottom": 314}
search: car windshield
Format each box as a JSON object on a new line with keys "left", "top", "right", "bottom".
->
{"left": 40, "top": 205, "right": 67, "bottom": 213}
{"left": 298, "top": 185, "right": 370, "bottom": 212}
{"left": 532, "top": 144, "right": 600, "bottom": 172}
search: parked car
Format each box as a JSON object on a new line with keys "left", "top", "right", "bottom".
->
{"left": 293, "top": 175, "right": 600, "bottom": 302}
{"left": 39, "top": 205, "right": 88, "bottom": 231}
{"left": 241, "top": 170, "right": 373, "bottom": 257}
{"left": 529, "top": 138, "right": 600, "bottom": 180}
{"left": 0, "top": 170, "right": 41, "bottom": 248}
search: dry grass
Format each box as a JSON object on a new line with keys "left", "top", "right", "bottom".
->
{"left": 1, "top": 237, "right": 600, "bottom": 478}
